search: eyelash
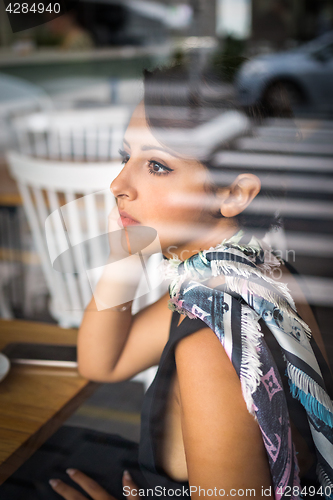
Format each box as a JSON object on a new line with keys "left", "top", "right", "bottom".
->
{"left": 148, "top": 161, "right": 173, "bottom": 176}
{"left": 119, "top": 149, "right": 130, "bottom": 164}
{"left": 118, "top": 149, "right": 173, "bottom": 176}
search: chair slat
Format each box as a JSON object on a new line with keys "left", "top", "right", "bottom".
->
{"left": 20, "top": 183, "right": 68, "bottom": 313}
{"left": 17, "top": 130, "right": 32, "bottom": 156}
{"left": 34, "top": 132, "right": 48, "bottom": 158}
{"left": 72, "top": 129, "right": 84, "bottom": 160}
{"left": 64, "top": 192, "right": 92, "bottom": 308}
{"left": 59, "top": 128, "right": 72, "bottom": 161}
{"left": 97, "top": 126, "right": 110, "bottom": 161}
{"left": 47, "top": 189, "right": 83, "bottom": 312}
{"left": 86, "top": 127, "right": 98, "bottom": 161}
{"left": 47, "top": 130, "right": 60, "bottom": 160}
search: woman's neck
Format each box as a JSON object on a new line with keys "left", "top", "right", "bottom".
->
{"left": 163, "top": 219, "right": 239, "bottom": 261}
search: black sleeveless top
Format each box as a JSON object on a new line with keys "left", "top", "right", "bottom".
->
{"left": 138, "top": 311, "right": 206, "bottom": 496}
{"left": 135, "top": 303, "right": 331, "bottom": 498}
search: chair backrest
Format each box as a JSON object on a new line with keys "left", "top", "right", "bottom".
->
{"left": 11, "top": 106, "right": 131, "bottom": 161}
{"left": 7, "top": 151, "right": 122, "bottom": 327}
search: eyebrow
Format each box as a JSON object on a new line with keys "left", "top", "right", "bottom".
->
{"left": 123, "top": 139, "right": 180, "bottom": 158}
{"left": 141, "top": 144, "right": 177, "bottom": 155}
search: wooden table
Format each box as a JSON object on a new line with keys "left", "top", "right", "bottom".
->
{"left": 0, "top": 319, "right": 98, "bottom": 484}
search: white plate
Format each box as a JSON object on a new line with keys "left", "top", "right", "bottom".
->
{"left": 0, "top": 353, "right": 10, "bottom": 382}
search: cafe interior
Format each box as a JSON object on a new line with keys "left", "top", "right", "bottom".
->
{"left": 0, "top": 0, "right": 332, "bottom": 498}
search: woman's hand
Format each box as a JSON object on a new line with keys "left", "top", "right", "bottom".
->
{"left": 49, "top": 468, "right": 139, "bottom": 500}
{"left": 93, "top": 204, "right": 142, "bottom": 310}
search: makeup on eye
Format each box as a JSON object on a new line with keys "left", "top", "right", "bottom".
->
{"left": 148, "top": 160, "right": 173, "bottom": 176}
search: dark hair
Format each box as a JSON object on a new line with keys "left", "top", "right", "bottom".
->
{"left": 143, "top": 64, "right": 282, "bottom": 233}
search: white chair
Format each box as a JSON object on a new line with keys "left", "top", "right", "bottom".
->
{"left": 7, "top": 151, "right": 162, "bottom": 390}
{"left": 7, "top": 151, "right": 121, "bottom": 326}
{"left": 10, "top": 106, "right": 131, "bottom": 162}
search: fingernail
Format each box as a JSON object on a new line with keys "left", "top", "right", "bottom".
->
{"left": 123, "top": 470, "right": 131, "bottom": 480}
{"left": 49, "top": 479, "right": 59, "bottom": 488}
{"left": 66, "top": 468, "right": 77, "bottom": 476}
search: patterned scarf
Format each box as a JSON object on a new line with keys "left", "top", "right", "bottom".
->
{"left": 161, "top": 231, "right": 333, "bottom": 500}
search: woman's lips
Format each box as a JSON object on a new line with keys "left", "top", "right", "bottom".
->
{"left": 118, "top": 211, "right": 140, "bottom": 227}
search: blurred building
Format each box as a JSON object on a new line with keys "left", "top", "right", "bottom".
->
{"left": 252, "top": 0, "right": 333, "bottom": 49}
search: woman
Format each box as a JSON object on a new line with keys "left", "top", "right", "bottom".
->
{"left": 49, "top": 66, "right": 333, "bottom": 500}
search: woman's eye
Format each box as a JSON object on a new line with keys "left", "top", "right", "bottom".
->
{"left": 119, "top": 149, "right": 130, "bottom": 164}
{"left": 148, "top": 161, "right": 172, "bottom": 176}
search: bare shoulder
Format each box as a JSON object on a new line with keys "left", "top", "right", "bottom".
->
{"left": 175, "top": 327, "right": 236, "bottom": 385}
{"left": 131, "top": 290, "right": 173, "bottom": 355}
{"left": 174, "top": 327, "right": 252, "bottom": 426}
{"left": 175, "top": 327, "right": 273, "bottom": 497}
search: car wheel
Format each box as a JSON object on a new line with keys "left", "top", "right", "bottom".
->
{"left": 262, "top": 81, "right": 305, "bottom": 117}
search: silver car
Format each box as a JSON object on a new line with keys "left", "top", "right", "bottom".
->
{"left": 235, "top": 31, "right": 333, "bottom": 115}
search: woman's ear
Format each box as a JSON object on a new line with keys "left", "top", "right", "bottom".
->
{"left": 218, "top": 174, "right": 261, "bottom": 218}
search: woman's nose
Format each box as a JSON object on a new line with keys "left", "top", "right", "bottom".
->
{"left": 110, "top": 166, "right": 137, "bottom": 201}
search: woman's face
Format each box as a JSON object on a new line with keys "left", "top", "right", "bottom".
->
{"left": 111, "top": 104, "right": 235, "bottom": 256}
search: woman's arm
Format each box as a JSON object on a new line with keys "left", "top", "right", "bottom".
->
{"left": 77, "top": 288, "right": 171, "bottom": 382}
{"left": 175, "top": 327, "right": 274, "bottom": 499}
{"left": 77, "top": 205, "right": 171, "bottom": 383}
